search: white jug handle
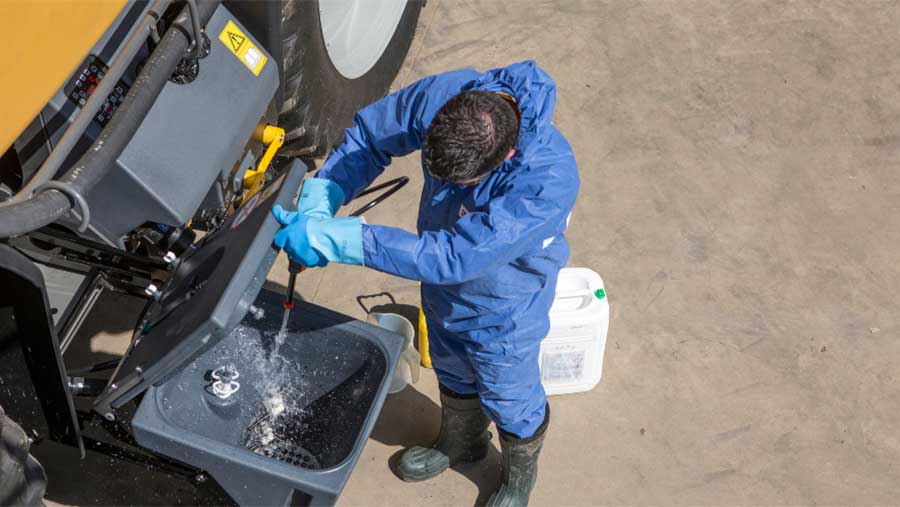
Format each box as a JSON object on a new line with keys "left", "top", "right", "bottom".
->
{"left": 553, "top": 289, "right": 599, "bottom": 313}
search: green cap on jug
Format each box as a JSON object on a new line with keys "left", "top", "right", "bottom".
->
{"left": 594, "top": 288, "right": 605, "bottom": 300}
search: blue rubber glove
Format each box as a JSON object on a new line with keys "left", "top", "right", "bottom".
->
{"left": 272, "top": 204, "right": 326, "bottom": 267}
{"left": 296, "top": 178, "right": 345, "bottom": 218}
{"left": 272, "top": 204, "right": 363, "bottom": 267}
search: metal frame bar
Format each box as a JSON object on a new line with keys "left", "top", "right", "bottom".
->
{"left": 10, "top": 226, "right": 168, "bottom": 294}
{"left": 57, "top": 269, "right": 107, "bottom": 354}
{"left": 75, "top": 409, "right": 204, "bottom": 481}
{"left": 0, "top": 244, "right": 84, "bottom": 455}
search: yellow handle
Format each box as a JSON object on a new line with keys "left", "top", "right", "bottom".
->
{"left": 418, "top": 307, "right": 432, "bottom": 369}
{"left": 241, "top": 125, "right": 285, "bottom": 204}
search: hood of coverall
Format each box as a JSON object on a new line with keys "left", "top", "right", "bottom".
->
{"left": 461, "top": 60, "right": 558, "bottom": 153}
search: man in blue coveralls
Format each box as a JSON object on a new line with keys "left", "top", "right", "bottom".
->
{"left": 272, "top": 61, "right": 579, "bottom": 506}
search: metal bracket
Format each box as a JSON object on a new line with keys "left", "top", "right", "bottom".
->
{"left": 34, "top": 181, "right": 91, "bottom": 233}
{"left": 169, "top": 0, "right": 211, "bottom": 84}
{"left": 184, "top": 0, "right": 206, "bottom": 59}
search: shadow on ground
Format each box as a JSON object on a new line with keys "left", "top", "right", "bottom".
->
{"left": 369, "top": 364, "right": 502, "bottom": 506}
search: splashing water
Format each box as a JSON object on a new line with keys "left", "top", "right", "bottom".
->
{"left": 273, "top": 307, "right": 291, "bottom": 359}
{"left": 219, "top": 323, "right": 316, "bottom": 464}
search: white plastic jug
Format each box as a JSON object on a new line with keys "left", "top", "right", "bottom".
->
{"left": 540, "top": 267, "right": 610, "bottom": 396}
{"left": 367, "top": 312, "right": 420, "bottom": 394}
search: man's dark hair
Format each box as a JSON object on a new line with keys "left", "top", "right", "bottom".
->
{"left": 424, "top": 90, "right": 520, "bottom": 182}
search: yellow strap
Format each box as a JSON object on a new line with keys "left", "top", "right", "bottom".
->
{"left": 418, "top": 307, "right": 432, "bottom": 369}
{"left": 241, "top": 125, "right": 285, "bottom": 204}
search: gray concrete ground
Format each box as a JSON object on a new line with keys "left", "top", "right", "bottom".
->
{"left": 280, "top": 1, "right": 900, "bottom": 505}
{"left": 61, "top": 1, "right": 900, "bottom": 505}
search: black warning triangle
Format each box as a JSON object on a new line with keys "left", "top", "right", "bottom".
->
{"left": 227, "top": 31, "right": 246, "bottom": 52}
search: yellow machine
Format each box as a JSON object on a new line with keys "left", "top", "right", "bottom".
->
{"left": 0, "top": 1, "right": 424, "bottom": 505}
{"left": 0, "top": 1, "right": 127, "bottom": 153}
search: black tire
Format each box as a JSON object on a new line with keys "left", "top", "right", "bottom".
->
{"left": 0, "top": 406, "right": 46, "bottom": 507}
{"left": 277, "top": 0, "right": 424, "bottom": 157}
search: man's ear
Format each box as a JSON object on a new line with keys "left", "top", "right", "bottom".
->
{"left": 504, "top": 149, "right": 516, "bottom": 161}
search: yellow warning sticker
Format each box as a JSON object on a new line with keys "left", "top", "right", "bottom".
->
{"left": 218, "top": 20, "right": 267, "bottom": 76}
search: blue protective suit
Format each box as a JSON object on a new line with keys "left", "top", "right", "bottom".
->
{"left": 317, "top": 61, "right": 579, "bottom": 437}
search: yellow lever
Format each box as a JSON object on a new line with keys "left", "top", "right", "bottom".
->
{"left": 241, "top": 125, "right": 285, "bottom": 203}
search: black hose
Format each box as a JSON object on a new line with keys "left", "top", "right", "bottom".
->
{"left": 350, "top": 176, "right": 410, "bottom": 217}
{"left": 0, "top": 0, "right": 221, "bottom": 238}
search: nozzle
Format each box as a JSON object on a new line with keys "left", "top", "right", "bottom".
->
{"left": 285, "top": 259, "right": 303, "bottom": 309}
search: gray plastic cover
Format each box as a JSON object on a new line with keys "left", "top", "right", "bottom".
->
{"left": 93, "top": 160, "right": 304, "bottom": 417}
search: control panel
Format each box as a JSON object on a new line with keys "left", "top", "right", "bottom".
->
{"left": 64, "top": 55, "right": 130, "bottom": 127}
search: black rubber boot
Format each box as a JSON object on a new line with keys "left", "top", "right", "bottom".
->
{"left": 486, "top": 406, "right": 550, "bottom": 507}
{"left": 397, "top": 386, "right": 491, "bottom": 482}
